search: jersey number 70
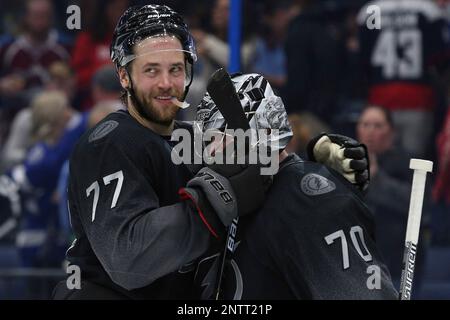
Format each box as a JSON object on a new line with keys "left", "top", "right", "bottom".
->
{"left": 324, "top": 226, "right": 373, "bottom": 270}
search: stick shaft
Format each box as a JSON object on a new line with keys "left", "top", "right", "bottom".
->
{"left": 214, "top": 217, "right": 238, "bottom": 300}
{"left": 405, "top": 172, "right": 427, "bottom": 243}
{"left": 399, "top": 169, "right": 428, "bottom": 300}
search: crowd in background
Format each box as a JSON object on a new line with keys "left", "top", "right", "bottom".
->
{"left": 0, "top": 0, "right": 450, "bottom": 299}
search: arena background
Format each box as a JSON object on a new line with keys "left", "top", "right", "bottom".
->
{"left": 0, "top": 0, "right": 450, "bottom": 299}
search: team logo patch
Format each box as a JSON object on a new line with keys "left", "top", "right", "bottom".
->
{"left": 89, "top": 120, "right": 118, "bottom": 142}
{"left": 300, "top": 173, "right": 336, "bottom": 196}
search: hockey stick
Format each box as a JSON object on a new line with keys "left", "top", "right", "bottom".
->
{"left": 207, "top": 68, "right": 250, "bottom": 131}
{"left": 399, "top": 159, "right": 433, "bottom": 300}
{"left": 206, "top": 68, "right": 249, "bottom": 300}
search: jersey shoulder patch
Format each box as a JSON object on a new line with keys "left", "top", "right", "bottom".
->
{"left": 300, "top": 173, "right": 336, "bottom": 196}
{"left": 88, "top": 120, "right": 119, "bottom": 143}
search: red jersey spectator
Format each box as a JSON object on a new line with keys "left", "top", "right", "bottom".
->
{"left": 357, "top": 0, "right": 448, "bottom": 158}
{"left": 433, "top": 108, "right": 450, "bottom": 204}
{"left": 71, "top": 0, "right": 129, "bottom": 110}
{"left": 431, "top": 106, "right": 450, "bottom": 245}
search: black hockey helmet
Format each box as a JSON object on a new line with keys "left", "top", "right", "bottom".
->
{"left": 110, "top": 4, "right": 197, "bottom": 100}
{"left": 197, "top": 73, "right": 293, "bottom": 153}
{"left": 110, "top": 4, "right": 197, "bottom": 68}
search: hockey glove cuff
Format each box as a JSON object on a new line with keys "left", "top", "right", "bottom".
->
{"left": 179, "top": 167, "right": 238, "bottom": 238}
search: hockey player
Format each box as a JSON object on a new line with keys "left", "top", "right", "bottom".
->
{"left": 53, "top": 4, "right": 370, "bottom": 299}
{"left": 193, "top": 73, "right": 398, "bottom": 300}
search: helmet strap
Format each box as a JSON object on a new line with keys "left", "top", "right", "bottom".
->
{"left": 181, "top": 57, "right": 194, "bottom": 101}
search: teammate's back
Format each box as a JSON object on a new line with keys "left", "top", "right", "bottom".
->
{"left": 194, "top": 154, "right": 398, "bottom": 300}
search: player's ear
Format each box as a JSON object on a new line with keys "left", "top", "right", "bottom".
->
{"left": 118, "top": 67, "right": 130, "bottom": 89}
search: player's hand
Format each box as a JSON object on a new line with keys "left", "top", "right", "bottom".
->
{"left": 179, "top": 167, "right": 235, "bottom": 239}
{"left": 208, "top": 159, "right": 272, "bottom": 215}
{"left": 179, "top": 162, "right": 271, "bottom": 238}
{"left": 307, "top": 133, "right": 370, "bottom": 193}
{"left": 206, "top": 132, "right": 272, "bottom": 215}
{"left": 207, "top": 133, "right": 272, "bottom": 215}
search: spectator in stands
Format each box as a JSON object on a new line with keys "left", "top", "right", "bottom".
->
{"left": 190, "top": 0, "right": 257, "bottom": 71}
{"left": 357, "top": 0, "right": 448, "bottom": 158}
{"left": 5, "top": 91, "right": 75, "bottom": 268}
{"left": 1, "top": 62, "right": 76, "bottom": 171}
{"left": 71, "top": 0, "right": 129, "bottom": 110}
{"left": 249, "top": 1, "right": 295, "bottom": 93}
{"left": 90, "top": 65, "right": 123, "bottom": 109}
{"left": 283, "top": 0, "right": 341, "bottom": 126}
{"left": 46, "top": 61, "right": 77, "bottom": 104}
{"left": 0, "top": 0, "right": 71, "bottom": 101}
{"left": 0, "top": 0, "right": 71, "bottom": 150}
{"left": 1, "top": 89, "right": 89, "bottom": 267}
{"left": 0, "top": 108, "right": 32, "bottom": 172}
{"left": 181, "top": 0, "right": 257, "bottom": 121}
{"left": 356, "top": 105, "right": 429, "bottom": 297}
{"left": 431, "top": 0, "right": 450, "bottom": 247}
{"left": 0, "top": 90, "right": 85, "bottom": 298}
{"left": 432, "top": 106, "right": 450, "bottom": 246}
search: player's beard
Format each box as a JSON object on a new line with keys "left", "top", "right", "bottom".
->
{"left": 130, "top": 86, "right": 182, "bottom": 127}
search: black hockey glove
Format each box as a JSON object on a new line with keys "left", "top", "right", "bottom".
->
{"left": 208, "top": 160, "right": 272, "bottom": 215}
{"left": 307, "top": 133, "right": 370, "bottom": 193}
{"left": 179, "top": 162, "right": 271, "bottom": 238}
{"left": 179, "top": 167, "right": 238, "bottom": 239}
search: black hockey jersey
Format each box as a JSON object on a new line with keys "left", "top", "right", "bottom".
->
{"left": 66, "top": 110, "right": 211, "bottom": 299}
{"left": 194, "top": 154, "right": 398, "bottom": 300}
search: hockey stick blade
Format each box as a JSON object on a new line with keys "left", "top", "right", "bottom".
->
{"left": 207, "top": 68, "right": 250, "bottom": 130}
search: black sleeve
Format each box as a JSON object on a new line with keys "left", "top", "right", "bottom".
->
{"left": 69, "top": 140, "right": 211, "bottom": 290}
{"left": 260, "top": 165, "right": 398, "bottom": 299}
